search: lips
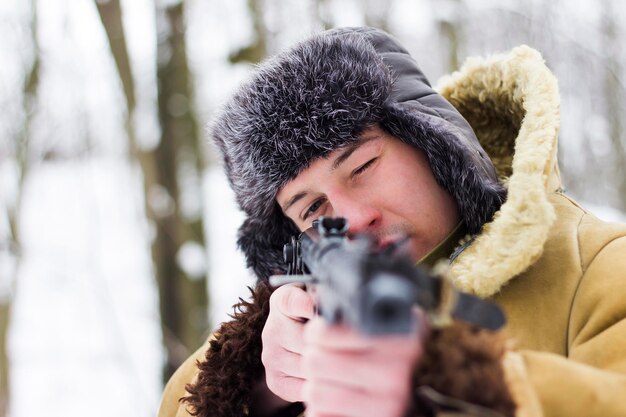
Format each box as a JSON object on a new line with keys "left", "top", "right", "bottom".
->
{"left": 376, "top": 234, "right": 412, "bottom": 255}
{"left": 377, "top": 238, "right": 397, "bottom": 251}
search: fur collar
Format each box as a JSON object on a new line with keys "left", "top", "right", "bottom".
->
{"left": 437, "top": 46, "right": 561, "bottom": 297}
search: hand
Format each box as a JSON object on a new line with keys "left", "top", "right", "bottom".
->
{"left": 261, "top": 284, "right": 315, "bottom": 402}
{"left": 302, "top": 316, "right": 425, "bottom": 417}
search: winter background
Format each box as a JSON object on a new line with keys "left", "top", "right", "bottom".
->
{"left": 1, "top": 0, "right": 626, "bottom": 416}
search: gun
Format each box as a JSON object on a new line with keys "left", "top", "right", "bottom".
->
{"left": 269, "top": 217, "right": 505, "bottom": 334}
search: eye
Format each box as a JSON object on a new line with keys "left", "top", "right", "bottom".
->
{"left": 303, "top": 198, "right": 325, "bottom": 220}
{"left": 352, "top": 158, "right": 377, "bottom": 178}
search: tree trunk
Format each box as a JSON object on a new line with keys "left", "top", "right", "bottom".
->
{"left": 97, "top": 0, "right": 209, "bottom": 382}
{"left": 95, "top": 0, "right": 135, "bottom": 114}
{"left": 155, "top": 1, "right": 209, "bottom": 380}
{"left": 229, "top": 0, "right": 267, "bottom": 64}
{"left": 1, "top": 2, "right": 40, "bottom": 415}
{"left": 436, "top": 0, "right": 465, "bottom": 72}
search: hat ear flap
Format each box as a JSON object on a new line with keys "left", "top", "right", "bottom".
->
{"left": 237, "top": 207, "right": 299, "bottom": 282}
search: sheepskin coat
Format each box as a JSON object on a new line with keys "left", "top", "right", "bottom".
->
{"left": 438, "top": 46, "right": 626, "bottom": 417}
{"left": 158, "top": 46, "right": 626, "bottom": 417}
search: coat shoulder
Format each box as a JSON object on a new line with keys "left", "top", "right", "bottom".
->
{"left": 577, "top": 212, "right": 626, "bottom": 272}
{"left": 549, "top": 193, "right": 626, "bottom": 272}
{"left": 158, "top": 342, "right": 210, "bottom": 417}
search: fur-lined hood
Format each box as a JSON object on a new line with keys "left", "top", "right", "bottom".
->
{"left": 438, "top": 46, "right": 561, "bottom": 297}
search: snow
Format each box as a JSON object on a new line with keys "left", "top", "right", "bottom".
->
{"left": 8, "top": 159, "right": 164, "bottom": 417}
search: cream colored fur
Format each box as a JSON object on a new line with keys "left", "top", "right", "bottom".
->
{"left": 436, "top": 46, "right": 561, "bottom": 297}
{"left": 502, "top": 352, "right": 544, "bottom": 417}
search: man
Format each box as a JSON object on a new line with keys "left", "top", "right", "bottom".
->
{"left": 158, "top": 27, "right": 626, "bottom": 417}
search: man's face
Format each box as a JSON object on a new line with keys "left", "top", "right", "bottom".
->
{"left": 276, "top": 125, "right": 461, "bottom": 263}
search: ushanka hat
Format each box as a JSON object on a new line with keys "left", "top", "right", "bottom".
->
{"left": 211, "top": 27, "right": 506, "bottom": 281}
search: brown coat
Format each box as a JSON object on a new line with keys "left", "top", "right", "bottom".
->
{"left": 159, "top": 46, "right": 626, "bottom": 417}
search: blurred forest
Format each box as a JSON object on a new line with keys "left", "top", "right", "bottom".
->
{"left": 1, "top": 0, "right": 625, "bottom": 416}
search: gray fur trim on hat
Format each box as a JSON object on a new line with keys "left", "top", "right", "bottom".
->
{"left": 211, "top": 27, "right": 506, "bottom": 281}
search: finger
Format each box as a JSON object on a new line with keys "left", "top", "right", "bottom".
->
{"left": 302, "top": 345, "right": 418, "bottom": 394}
{"left": 304, "top": 318, "right": 372, "bottom": 351}
{"left": 263, "top": 311, "right": 307, "bottom": 354}
{"left": 269, "top": 350, "right": 304, "bottom": 378}
{"left": 266, "top": 375, "right": 305, "bottom": 403}
{"left": 304, "top": 317, "right": 422, "bottom": 353}
{"left": 303, "top": 380, "right": 407, "bottom": 417}
{"left": 271, "top": 284, "right": 315, "bottom": 321}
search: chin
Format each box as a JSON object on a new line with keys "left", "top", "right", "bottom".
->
{"left": 402, "top": 240, "right": 423, "bottom": 264}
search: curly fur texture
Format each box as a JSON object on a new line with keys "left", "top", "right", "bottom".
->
{"left": 183, "top": 282, "right": 273, "bottom": 417}
{"left": 211, "top": 27, "right": 506, "bottom": 281}
{"left": 413, "top": 323, "right": 517, "bottom": 417}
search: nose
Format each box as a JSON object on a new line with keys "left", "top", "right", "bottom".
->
{"left": 328, "top": 191, "right": 381, "bottom": 236}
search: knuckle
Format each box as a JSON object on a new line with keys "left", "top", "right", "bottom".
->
{"left": 268, "top": 376, "right": 302, "bottom": 403}
{"left": 260, "top": 346, "right": 272, "bottom": 367}
{"left": 261, "top": 316, "right": 276, "bottom": 338}
{"left": 261, "top": 324, "right": 277, "bottom": 350}
{"left": 284, "top": 383, "right": 304, "bottom": 403}
{"left": 269, "top": 286, "right": 287, "bottom": 310}
{"left": 265, "top": 374, "right": 280, "bottom": 395}
{"left": 276, "top": 285, "right": 313, "bottom": 318}
{"left": 271, "top": 285, "right": 299, "bottom": 315}
{"left": 282, "top": 288, "right": 297, "bottom": 314}
{"left": 260, "top": 336, "right": 282, "bottom": 369}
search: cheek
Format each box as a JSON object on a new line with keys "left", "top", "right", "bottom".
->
{"left": 376, "top": 162, "right": 453, "bottom": 226}
{"left": 373, "top": 163, "right": 431, "bottom": 208}
{"left": 363, "top": 169, "right": 422, "bottom": 224}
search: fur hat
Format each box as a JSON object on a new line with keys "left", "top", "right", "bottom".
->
{"left": 211, "top": 27, "right": 506, "bottom": 281}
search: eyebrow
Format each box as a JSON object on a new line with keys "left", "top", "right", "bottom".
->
{"left": 331, "top": 134, "right": 380, "bottom": 170}
{"left": 282, "top": 191, "right": 308, "bottom": 213}
{"left": 280, "top": 133, "right": 382, "bottom": 213}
